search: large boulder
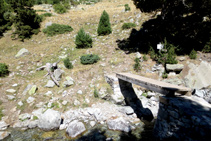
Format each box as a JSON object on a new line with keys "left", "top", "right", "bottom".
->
{"left": 38, "top": 109, "right": 61, "bottom": 131}
{"left": 15, "top": 48, "right": 29, "bottom": 58}
{"left": 107, "top": 117, "right": 131, "bottom": 132}
{"left": 166, "top": 64, "right": 184, "bottom": 72}
{"left": 66, "top": 120, "right": 86, "bottom": 138}
{"left": 0, "top": 131, "right": 10, "bottom": 140}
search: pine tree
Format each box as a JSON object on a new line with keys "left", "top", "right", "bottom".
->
{"left": 97, "top": 10, "right": 112, "bottom": 36}
{"left": 0, "top": 0, "right": 12, "bottom": 36}
{"left": 9, "top": 0, "right": 42, "bottom": 40}
{"left": 75, "top": 28, "right": 92, "bottom": 48}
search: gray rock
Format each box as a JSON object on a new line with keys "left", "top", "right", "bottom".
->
{"left": 74, "top": 100, "right": 80, "bottom": 106}
{"left": 6, "top": 89, "right": 16, "bottom": 93}
{"left": 63, "top": 76, "right": 74, "bottom": 87}
{"left": 136, "top": 52, "right": 142, "bottom": 59}
{"left": 45, "top": 80, "right": 55, "bottom": 88}
{"left": 166, "top": 64, "right": 184, "bottom": 72}
{"left": 27, "top": 97, "right": 35, "bottom": 104}
{"left": 28, "top": 120, "right": 38, "bottom": 129}
{"left": 54, "top": 69, "right": 62, "bottom": 81}
{"left": 0, "top": 121, "right": 9, "bottom": 130}
{"left": 118, "top": 106, "right": 134, "bottom": 115}
{"left": 193, "top": 89, "right": 205, "bottom": 98}
{"left": 28, "top": 85, "right": 37, "bottom": 95}
{"left": 90, "top": 121, "right": 96, "bottom": 127}
{"left": 6, "top": 95, "right": 15, "bottom": 100}
{"left": 62, "top": 100, "right": 68, "bottom": 105}
{"left": 107, "top": 117, "right": 131, "bottom": 132}
{"left": 66, "top": 120, "right": 86, "bottom": 138}
{"left": 147, "top": 92, "right": 156, "bottom": 98}
{"left": 19, "top": 113, "right": 31, "bottom": 121}
{"left": 77, "top": 90, "right": 83, "bottom": 95}
{"left": 0, "top": 131, "right": 10, "bottom": 140}
{"left": 38, "top": 109, "right": 61, "bottom": 131}
{"left": 18, "top": 101, "right": 23, "bottom": 106}
{"left": 45, "top": 91, "right": 53, "bottom": 96}
{"left": 179, "top": 57, "right": 186, "bottom": 61}
{"left": 23, "top": 84, "right": 33, "bottom": 95}
{"left": 15, "top": 48, "right": 29, "bottom": 58}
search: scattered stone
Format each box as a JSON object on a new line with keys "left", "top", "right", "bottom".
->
{"left": 147, "top": 92, "right": 156, "bottom": 98}
{"left": 6, "top": 89, "right": 16, "bottom": 93}
{"left": 45, "top": 80, "right": 55, "bottom": 88}
{"left": 23, "top": 84, "right": 33, "bottom": 95}
{"left": 15, "top": 48, "right": 29, "bottom": 58}
{"left": 45, "top": 21, "right": 52, "bottom": 28}
{"left": 63, "top": 76, "right": 74, "bottom": 87}
{"left": 179, "top": 57, "right": 186, "bottom": 61}
{"left": 193, "top": 89, "right": 205, "bottom": 98}
{"left": 77, "top": 90, "right": 83, "bottom": 95}
{"left": 0, "top": 121, "right": 9, "bottom": 130}
{"left": 90, "top": 121, "right": 96, "bottom": 127}
{"left": 166, "top": 64, "right": 184, "bottom": 72}
{"left": 118, "top": 106, "right": 134, "bottom": 115}
{"left": 62, "top": 100, "right": 68, "bottom": 105}
{"left": 28, "top": 85, "right": 37, "bottom": 95}
{"left": 66, "top": 120, "right": 86, "bottom": 138}
{"left": 12, "top": 84, "right": 18, "bottom": 87}
{"left": 74, "top": 100, "right": 80, "bottom": 106}
{"left": 107, "top": 117, "right": 131, "bottom": 132}
{"left": 19, "top": 113, "right": 31, "bottom": 121}
{"left": 38, "top": 109, "right": 61, "bottom": 131}
{"left": 0, "top": 131, "right": 10, "bottom": 140}
{"left": 27, "top": 97, "right": 35, "bottom": 104}
{"left": 18, "top": 101, "right": 23, "bottom": 106}
{"left": 168, "top": 72, "right": 176, "bottom": 77}
{"left": 28, "top": 120, "right": 38, "bottom": 129}
{"left": 6, "top": 95, "right": 15, "bottom": 100}
{"left": 54, "top": 69, "right": 63, "bottom": 81}
{"left": 45, "top": 91, "right": 53, "bottom": 96}
{"left": 136, "top": 52, "right": 142, "bottom": 59}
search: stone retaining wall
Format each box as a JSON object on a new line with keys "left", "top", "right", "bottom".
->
{"left": 154, "top": 96, "right": 211, "bottom": 140}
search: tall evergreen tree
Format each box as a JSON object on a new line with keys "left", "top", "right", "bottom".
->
{"left": 97, "top": 10, "right": 112, "bottom": 36}
{"left": 0, "top": 0, "right": 12, "bottom": 36}
{"left": 9, "top": 0, "right": 42, "bottom": 40}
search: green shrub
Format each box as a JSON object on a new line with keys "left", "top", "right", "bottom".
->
{"left": 97, "top": 10, "right": 112, "bottom": 36}
{"left": 63, "top": 58, "right": 73, "bottom": 69}
{"left": 166, "top": 46, "right": 178, "bottom": 64}
{"left": 0, "top": 63, "right": 9, "bottom": 77}
{"left": 143, "top": 54, "right": 148, "bottom": 61}
{"left": 43, "top": 23, "right": 73, "bottom": 36}
{"left": 124, "top": 4, "right": 131, "bottom": 11}
{"left": 40, "top": 13, "right": 52, "bottom": 21}
{"left": 149, "top": 46, "right": 157, "bottom": 60}
{"left": 80, "top": 54, "right": 100, "bottom": 65}
{"left": 162, "top": 71, "right": 168, "bottom": 79}
{"left": 94, "top": 87, "right": 99, "bottom": 98}
{"left": 75, "top": 28, "right": 93, "bottom": 48}
{"left": 202, "top": 40, "right": 211, "bottom": 53}
{"left": 189, "top": 49, "right": 197, "bottom": 59}
{"left": 53, "top": 4, "right": 67, "bottom": 14}
{"left": 0, "top": 107, "right": 3, "bottom": 120}
{"left": 122, "top": 23, "right": 136, "bottom": 30}
{"left": 47, "top": 0, "right": 60, "bottom": 5}
{"left": 134, "top": 58, "right": 141, "bottom": 72}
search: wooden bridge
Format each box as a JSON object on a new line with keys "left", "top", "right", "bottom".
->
{"left": 116, "top": 73, "right": 192, "bottom": 96}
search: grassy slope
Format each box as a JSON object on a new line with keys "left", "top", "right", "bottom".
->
{"left": 0, "top": 0, "right": 158, "bottom": 123}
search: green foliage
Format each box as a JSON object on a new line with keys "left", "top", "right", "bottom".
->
{"left": 97, "top": 10, "right": 112, "bottom": 36}
{"left": 53, "top": 3, "right": 67, "bottom": 14}
{"left": 202, "top": 40, "right": 211, "bottom": 53}
{"left": 43, "top": 23, "right": 73, "bottom": 36}
{"left": 33, "top": 115, "right": 38, "bottom": 120}
{"left": 149, "top": 46, "right": 157, "bottom": 60}
{"left": 75, "top": 28, "right": 92, "bottom": 48}
{"left": 46, "top": 0, "right": 60, "bottom": 5}
{"left": 94, "top": 87, "right": 99, "bottom": 98}
{"left": 143, "top": 54, "right": 148, "bottom": 61}
{"left": 9, "top": 0, "right": 42, "bottom": 40}
{"left": 40, "top": 12, "right": 52, "bottom": 21}
{"left": 0, "top": 63, "right": 9, "bottom": 77}
{"left": 166, "top": 46, "right": 178, "bottom": 64}
{"left": 162, "top": 71, "right": 168, "bottom": 79}
{"left": 63, "top": 58, "right": 73, "bottom": 69}
{"left": 122, "top": 23, "right": 136, "bottom": 30}
{"left": 189, "top": 49, "right": 197, "bottom": 59}
{"left": 142, "top": 92, "right": 147, "bottom": 97}
{"left": 80, "top": 54, "right": 100, "bottom": 65}
{"left": 124, "top": 4, "right": 131, "bottom": 11}
{"left": 0, "top": 107, "right": 3, "bottom": 120}
{"left": 134, "top": 58, "right": 141, "bottom": 72}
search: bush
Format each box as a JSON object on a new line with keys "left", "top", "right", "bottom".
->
{"left": 162, "top": 71, "right": 168, "bottom": 79}
{"left": 202, "top": 40, "right": 211, "bottom": 53}
{"left": 122, "top": 22, "right": 136, "bottom": 30}
{"left": 94, "top": 87, "right": 99, "bottom": 98}
{"left": 80, "top": 54, "right": 100, "bottom": 65}
{"left": 134, "top": 58, "right": 141, "bottom": 72}
{"left": 53, "top": 4, "right": 67, "bottom": 14}
{"left": 166, "top": 46, "right": 178, "bottom": 64}
{"left": 97, "top": 10, "right": 112, "bottom": 36}
{"left": 43, "top": 23, "right": 73, "bottom": 36}
{"left": 189, "top": 49, "right": 197, "bottom": 59}
{"left": 124, "top": 4, "right": 131, "bottom": 11}
{"left": 40, "top": 12, "right": 52, "bottom": 21}
{"left": 63, "top": 58, "right": 73, "bottom": 69}
{"left": 75, "top": 28, "right": 93, "bottom": 48}
{"left": 143, "top": 54, "right": 148, "bottom": 61}
{"left": 0, "top": 63, "right": 9, "bottom": 77}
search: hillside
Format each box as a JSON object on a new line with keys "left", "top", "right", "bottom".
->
{"left": 0, "top": 0, "right": 211, "bottom": 140}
